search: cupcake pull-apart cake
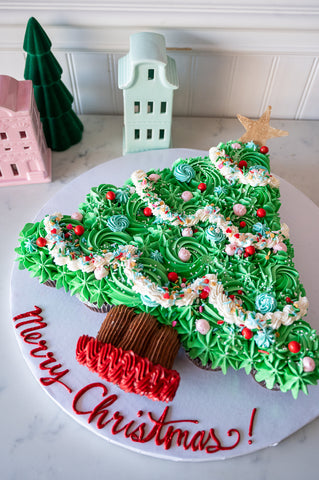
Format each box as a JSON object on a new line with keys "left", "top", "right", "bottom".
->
{"left": 16, "top": 107, "right": 319, "bottom": 402}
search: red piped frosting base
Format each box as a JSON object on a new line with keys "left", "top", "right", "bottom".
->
{"left": 76, "top": 335, "right": 180, "bottom": 402}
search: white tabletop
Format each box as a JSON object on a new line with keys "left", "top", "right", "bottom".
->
{"left": 2, "top": 115, "right": 319, "bottom": 479}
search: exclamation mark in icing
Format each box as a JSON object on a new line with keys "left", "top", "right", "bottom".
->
{"left": 248, "top": 408, "right": 257, "bottom": 444}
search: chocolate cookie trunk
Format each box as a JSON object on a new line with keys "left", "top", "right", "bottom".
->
{"left": 117, "top": 311, "right": 159, "bottom": 356}
{"left": 96, "top": 305, "right": 135, "bottom": 345}
{"left": 145, "top": 325, "right": 180, "bottom": 369}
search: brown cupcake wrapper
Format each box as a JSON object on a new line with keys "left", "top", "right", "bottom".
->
{"left": 185, "top": 352, "right": 222, "bottom": 372}
{"left": 43, "top": 279, "right": 57, "bottom": 288}
{"left": 83, "top": 302, "right": 114, "bottom": 314}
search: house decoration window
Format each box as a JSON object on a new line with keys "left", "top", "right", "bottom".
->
{"left": 19, "top": 131, "right": 27, "bottom": 138}
{"left": 148, "top": 69, "right": 154, "bottom": 80}
{"left": 159, "top": 129, "right": 165, "bottom": 139}
{"left": 134, "top": 129, "right": 140, "bottom": 139}
{"left": 147, "top": 129, "right": 152, "bottom": 139}
{"left": 0, "top": 132, "right": 7, "bottom": 140}
{"left": 147, "top": 102, "right": 153, "bottom": 113}
{"left": 134, "top": 102, "right": 140, "bottom": 113}
{"left": 160, "top": 102, "right": 167, "bottom": 113}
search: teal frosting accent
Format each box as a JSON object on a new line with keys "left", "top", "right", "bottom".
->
{"left": 254, "top": 327, "right": 275, "bottom": 348}
{"left": 107, "top": 215, "right": 130, "bottom": 232}
{"left": 255, "top": 293, "right": 277, "bottom": 313}
{"left": 252, "top": 222, "right": 268, "bottom": 236}
{"left": 206, "top": 225, "right": 225, "bottom": 243}
{"left": 173, "top": 163, "right": 195, "bottom": 183}
{"left": 150, "top": 250, "right": 164, "bottom": 262}
{"left": 115, "top": 189, "right": 129, "bottom": 204}
{"left": 141, "top": 294, "right": 159, "bottom": 307}
{"left": 253, "top": 164, "right": 270, "bottom": 173}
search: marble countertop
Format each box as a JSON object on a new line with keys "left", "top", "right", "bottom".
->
{"left": 1, "top": 115, "right": 319, "bottom": 479}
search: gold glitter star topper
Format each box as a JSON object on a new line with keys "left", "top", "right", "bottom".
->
{"left": 237, "top": 106, "right": 288, "bottom": 146}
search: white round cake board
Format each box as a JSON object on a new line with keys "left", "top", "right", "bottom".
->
{"left": 10, "top": 148, "right": 319, "bottom": 461}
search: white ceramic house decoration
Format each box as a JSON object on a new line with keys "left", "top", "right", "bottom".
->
{"left": 118, "top": 32, "right": 179, "bottom": 154}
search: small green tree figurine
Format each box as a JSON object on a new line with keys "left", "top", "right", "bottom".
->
{"left": 23, "top": 17, "right": 83, "bottom": 151}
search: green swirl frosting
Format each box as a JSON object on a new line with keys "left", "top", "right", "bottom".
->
{"left": 15, "top": 141, "right": 319, "bottom": 398}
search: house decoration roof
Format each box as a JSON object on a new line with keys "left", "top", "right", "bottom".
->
{"left": 118, "top": 32, "right": 179, "bottom": 90}
{"left": 0, "top": 75, "right": 32, "bottom": 116}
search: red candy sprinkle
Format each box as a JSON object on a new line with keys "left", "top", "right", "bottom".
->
{"left": 238, "top": 160, "right": 248, "bottom": 169}
{"left": 36, "top": 237, "right": 47, "bottom": 247}
{"left": 143, "top": 207, "right": 153, "bottom": 217}
{"left": 198, "top": 183, "right": 207, "bottom": 192}
{"left": 256, "top": 208, "right": 266, "bottom": 218}
{"left": 239, "top": 221, "right": 246, "bottom": 228}
{"left": 199, "top": 290, "right": 209, "bottom": 300}
{"left": 167, "top": 272, "right": 178, "bottom": 283}
{"left": 74, "top": 225, "right": 85, "bottom": 236}
{"left": 163, "top": 293, "right": 170, "bottom": 299}
{"left": 203, "top": 278, "right": 209, "bottom": 284}
{"left": 234, "top": 233, "right": 240, "bottom": 239}
{"left": 260, "top": 146, "right": 269, "bottom": 154}
{"left": 50, "top": 228, "right": 57, "bottom": 234}
{"left": 288, "top": 341, "right": 301, "bottom": 353}
{"left": 286, "top": 297, "right": 292, "bottom": 303}
{"left": 226, "top": 228, "right": 232, "bottom": 233}
{"left": 106, "top": 191, "right": 116, "bottom": 201}
{"left": 182, "top": 277, "right": 187, "bottom": 283}
{"left": 237, "top": 290, "right": 243, "bottom": 295}
{"left": 245, "top": 246, "right": 256, "bottom": 256}
{"left": 242, "top": 327, "right": 253, "bottom": 340}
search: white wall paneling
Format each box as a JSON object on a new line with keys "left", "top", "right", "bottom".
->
{"left": 1, "top": 1, "right": 319, "bottom": 119}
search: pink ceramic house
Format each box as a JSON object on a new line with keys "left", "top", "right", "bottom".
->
{"left": 0, "top": 75, "right": 51, "bottom": 186}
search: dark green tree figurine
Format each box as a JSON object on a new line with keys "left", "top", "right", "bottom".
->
{"left": 23, "top": 17, "right": 83, "bottom": 151}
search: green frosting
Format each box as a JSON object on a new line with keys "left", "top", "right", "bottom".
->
{"left": 15, "top": 141, "right": 319, "bottom": 398}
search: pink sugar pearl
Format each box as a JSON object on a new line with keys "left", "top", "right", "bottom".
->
{"left": 178, "top": 247, "right": 191, "bottom": 262}
{"left": 181, "top": 191, "right": 193, "bottom": 202}
{"left": 273, "top": 242, "right": 287, "bottom": 253}
{"left": 302, "top": 357, "right": 316, "bottom": 372}
{"left": 233, "top": 203, "right": 247, "bottom": 217}
{"left": 148, "top": 173, "right": 160, "bottom": 182}
{"left": 182, "top": 227, "right": 193, "bottom": 237}
{"left": 195, "top": 319, "right": 210, "bottom": 335}
{"left": 225, "top": 244, "right": 237, "bottom": 256}
{"left": 71, "top": 212, "right": 83, "bottom": 221}
{"left": 94, "top": 266, "right": 107, "bottom": 280}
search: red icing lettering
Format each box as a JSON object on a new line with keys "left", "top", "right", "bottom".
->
{"left": 13, "top": 306, "right": 72, "bottom": 393}
{"left": 72, "top": 382, "right": 243, "bottom": 455}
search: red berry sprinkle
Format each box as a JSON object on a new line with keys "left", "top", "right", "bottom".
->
{"left": 242, "top": 327, "right": 253, "bottom": 340}
{"left": 238, "top": 160, "right": 248, "bottom": 169}
{"left": 199, "top": 290, "right": 209, "bottom": 300}
{"left": 239, "top": 221, "right": 246, "bottom": 228}
{"left": 167, "top": 272, "right": 178, "bottom": 283}
{"left": 288, "top": 341, "right": 301, "bottom": 353}
{"left": 256, "top": 208, "right": 266, "bottom": 218}
{"left": 36, "top": 237, "right": 47, "bottom": 247}
{"left": 74, "top": 225, "right": 85, "bottom": 236}
{"left": 143, "top": 207, "right": 153, "bottom": 217}
{"left": 260, "top": 146, "right": 269, "bottom": 154}
{"left": 106, "top": 191, "right": 116, "bottom": 201}
{"left": 182, "top": 277, "right": 187, "bottom": 283}
{"left": 237, "top": 290, "right": 243, "bottom": 295}
{"left": 286, "top": 297, "right": 292, "bottom": 303}
{"left": 198, "top": 183, "right": 207, "bottom": 192}
{"left": 203, "top": 278, "right": 210, "bottom": 284}
{"left": 245, "top": 246, "right": 256, "bottom": 256}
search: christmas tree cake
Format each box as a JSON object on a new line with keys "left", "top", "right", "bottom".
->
{"left": 15, "top": 108, "right": 319, "bottom": 401}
